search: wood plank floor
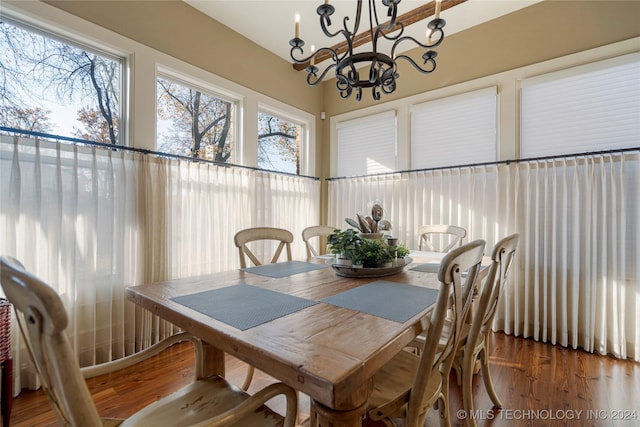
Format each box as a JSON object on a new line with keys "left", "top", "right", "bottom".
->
{"left": 8, "top": 332, "right": 640, "bottom": 426}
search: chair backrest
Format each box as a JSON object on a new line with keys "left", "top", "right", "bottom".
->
{"left": 466, "top": 234, "right": 519, "bottom": 350}
{"left": 301, "top": 225, "right": 336, "bottom": 258}
{"left": 234, "top": 227, "right": 294, "bottom": 268}
{"left": 407, "top": 239, "right": 486, "bottom": 423}
{"left": 417, "top": 224, "right": 467, "bottom": 252}
{"left": 0, "top": 257, "right": 102, "bottom": 426}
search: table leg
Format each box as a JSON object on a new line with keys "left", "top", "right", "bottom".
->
{"left": 200, "top": 341, "right": 225, "bottom": 378}
{"left": 311, "top": 399, "right": 368, "bottom": 427}
{"left": 1, "top": 358, "right": 13, "bottom": 427}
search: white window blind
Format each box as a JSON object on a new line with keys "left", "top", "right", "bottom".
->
{"left": 336, "top": 110, "right": 396, "bottom": 176}
{"left": 410, "top": 86, "right": 497, "bottom": 169}
{"left": 521, "top": 53, "right": 640, "bottom": 158}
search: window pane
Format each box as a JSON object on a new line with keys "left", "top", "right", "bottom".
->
{"left": 336, "top": 111, "right": 397, "bottom": 176}
{"left": 257, "top": 111, "right": 300, "bottom": 174}
{"left": 521, "top": 53, "right": 640, "bottom": 158}
{"left": 0, "top": 19, "right": 122, "bottom": 144}
{"left": 411, "top": 87, "right": 497, "bottom": 169}
{"left": 157, "top": 76, "right": 234, "bottom": 162}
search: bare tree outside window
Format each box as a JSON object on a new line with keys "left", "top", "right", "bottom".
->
{"left": 258, "top": 112, "right": 300, "bottom": 174}
{"left": 0, "top": 20, "right": 122, "bottom": 144}
{"left": 156, "top": 76, "right": 233, "bottom": 162}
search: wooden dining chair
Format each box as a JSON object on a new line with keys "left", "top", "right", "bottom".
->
{"left": 417, "top": 224, "right": 467, "bottom": 252}
{"left": 233, "top": 227, "right": 294, "bottom": 389}
{"left": 452, "top": 233, "right": 519, "bottom": 426}
{"left": 301, "top": 225, "right": 336, "bottom": 258}
{"left": 0, "top": 256, "right": 298, "bottom": 427}
{"left": 234, "top": 227, "right": 294, "bottom": 269}
{"left": 361, "top": 240, "right": 486, "bottom": 427}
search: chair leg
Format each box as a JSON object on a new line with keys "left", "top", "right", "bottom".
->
{"left": 241, "top": 365, "right": 255, "bottom": 391}
{"left": 461, "top": 351, "right": 478, "bottom": 427}
{"left": 479, "top": 343, "right": 502, "bottom": 408}
{"left": 437, "top": 392, "right": 451, "bottom": 427}
{"left": 451, "top": 357, "right": 463, "bottom": 386}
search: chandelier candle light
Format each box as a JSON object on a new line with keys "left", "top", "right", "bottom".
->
{"left": 289, "top": 0, "right": 451, "bottom": 101}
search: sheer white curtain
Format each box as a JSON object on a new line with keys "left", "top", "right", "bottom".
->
{"left": 328, "top": 165, "right": 515, "bottom": 254}
{"left": 0, "top": 135, "right": 320, "bottom": 392}
{"left": 507, "top": 153, "right": 639, "bottom": 360}
{"left": 163, "top": 160, "right": 318, "bottom": 278}
{"left": 328, "top": 151, "right": 639, "bottom": 361}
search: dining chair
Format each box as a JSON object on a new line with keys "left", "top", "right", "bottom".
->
{"left": 453, "top": 233, "right": 519, "bottom": 426}
{"left": 417, "top": 224, "right": 467, "bottom": 252}
{"left": 301, "top": 225, "right": 336, "bottom": 258}
{"left": 234, "top": 227, "right": 294, "bottom": 269}
{"left": 233, "top": 226, "right": 294, "bottom": 389}
{"left": 0, "top": 256, "right": 298, "bottom": 427}
{"left": 361, "top": 240, "right": 486, "bottom": 427}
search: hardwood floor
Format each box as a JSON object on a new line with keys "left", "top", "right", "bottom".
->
{"left": 9, "top": 332, "right": 640, "bottom": 426}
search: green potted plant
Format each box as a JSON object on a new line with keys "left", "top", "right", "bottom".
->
{"left": 387, "top": 242, "right": 411, "bottom": 266}
{"left": 355, "top": 238, "right": 393, "bottom": 268}
{"left": 327, "top": 229, "right": 362, "bottom": 266}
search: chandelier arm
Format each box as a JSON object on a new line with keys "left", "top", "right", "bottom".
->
{"left": 352, "top": 0, "right": 363, "bottom": 35}
{"left": 307, "top": 63, "right": 338, "bottom": 86}
{"left": 369, "top": 0, "right": 377, "bottom": 47}
{"left": 379, "top": 0, "right": 398, "bottom": 29}
{"left": 374, "top": 2, "right": 402, "bottom": 48}
{"left": 390, "top": 29, "right": 444, "bottom": 58}
{"left": 372, "top": 85, "right": 381, "bottom": 101}
{"left": 289, "top": 45, "right": 305, "bottom": 64}
{"left": 290, "top": 45, "right": 340, "bottom": 66}
{"left": 394, "top": 54, "right": 437, "bottom": 74}
{"left": 379, "top": 22, "right": 404, "bottom": 41}
{"left": 319, "top": 15, "right": 345, "bottom": 39}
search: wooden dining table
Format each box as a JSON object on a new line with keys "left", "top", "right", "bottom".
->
{"left": 126, "top": 251, "right": 488, "bottom": 427}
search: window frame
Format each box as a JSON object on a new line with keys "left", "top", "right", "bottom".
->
{"left": 334, "top": 110, "right": 398, "bottom": 177}
{"left": 0, "top": 15, "right": 128, "bottom": 146}
{"left": 257, "top": 102, "right": 314, "bottom": 176}
{"left": 156, "top": 66, "right": 242, "bottom": 163}
{"left": 410, "top": 86, "right": 498, "bottom": 170}
{"left": 256, "top": 107, "right": 306, "bottom": 175}
{"left": 519, "top": 52, "right": 640, "bottom": 159}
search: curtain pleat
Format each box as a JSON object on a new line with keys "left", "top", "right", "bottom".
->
{"left": 327, "top": 152, "right": 639, "bottom": 361}
{"left": 0, "top": 135, "right": 320, "bottom": 393}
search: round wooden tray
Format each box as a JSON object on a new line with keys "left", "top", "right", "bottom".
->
{"left": 331, "top": 257, "right": 412, "bottom": 278}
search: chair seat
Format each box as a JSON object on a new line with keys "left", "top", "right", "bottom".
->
{"left": 121, "top": 376, "right": 285, "bottom": 427}
{"left": 368, "top": 350, "right": 442, "bottom": 420}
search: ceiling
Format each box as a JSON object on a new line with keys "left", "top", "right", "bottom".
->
{"left": 184, "top": 0, "right": 541, "bottom": 65}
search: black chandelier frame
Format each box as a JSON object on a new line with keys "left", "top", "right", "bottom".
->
{"left": 289, "top": 0, "right": 446, "bottom": 101}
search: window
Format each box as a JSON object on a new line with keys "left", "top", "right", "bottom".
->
{"left": 520, "top": 53, "right": 640, "bottom": 158}
{"left": 257, "top": 111, "right": 301, "bottom": 174}
{"left": 336, "top": 111, "right": 397, "bottom": 176}
{"left": 157, "top": 75, "right": 236, "bottom": 162}
{"left": 410, "top": 87, "right": 497, "bottom": 169}
{"left": 0, "top": 18, "right": 124, "bottom": 144}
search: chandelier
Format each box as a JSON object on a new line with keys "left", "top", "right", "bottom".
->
{"left": 289, "top": 0, "right": 450, "bottom": 101}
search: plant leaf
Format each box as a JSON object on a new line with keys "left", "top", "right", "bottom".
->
{"left": 345, "top": 217, "right": 360, "bottom": 230}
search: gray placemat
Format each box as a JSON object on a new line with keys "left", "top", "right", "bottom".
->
{"left": 320, "top": 281, "right": 439, "bottom": 323}
{"left": 411, "top": 261, "right": 441, "bottom": 273}
{"left": 243, "top": 260, "right": 330, "bottom": 278}
{"left": 171, "top": 284, "right": 318, "bottom": 330}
